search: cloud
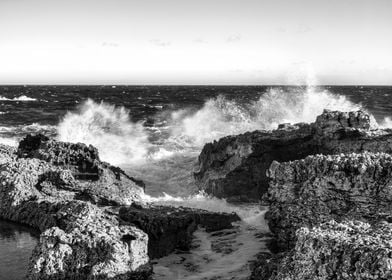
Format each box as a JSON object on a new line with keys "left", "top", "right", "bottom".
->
{"left": 149, "top": 39, "right": 171, "bottom": 47}
{"left": 102, "top": 42, "right": 119, "bottom": 47}
{"left": 226, "top": 34, "right": 241, "bottom": 43}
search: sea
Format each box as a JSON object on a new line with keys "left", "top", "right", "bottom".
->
{"left": 1, "top": 85, "right": 392, "bottom": 280}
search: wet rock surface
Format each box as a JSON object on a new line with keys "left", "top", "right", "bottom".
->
{"left": 119, "top": 203, "right": 240, "bottom": 259}
{"left": 195, "top": 110, "right": 392, "bottom": 202}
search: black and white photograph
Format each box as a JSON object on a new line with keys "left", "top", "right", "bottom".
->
{"left": 0, "top": 0, "right": 392, "bottom": 279}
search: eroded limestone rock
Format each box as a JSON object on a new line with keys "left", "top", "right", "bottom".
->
{"left": 119, "top": 203, "right": 240, "bottom": 259}
{"left": 265, "top": 152, "right": 392, "bottom": 249}
{"left": 194, "top": 110, "right": 392, "bottom": 202}
{"left": 0, "top": 136, "right": 151, "bottom": 279}
{"left": 252, "top": 221, "right": 392, "bottom": 280}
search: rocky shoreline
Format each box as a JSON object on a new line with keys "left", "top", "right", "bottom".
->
{"left": 194, "top": 109, "right": 392, "bottom": 279}
{"left": 0, "top": 135, "right": 238, "bottom": 279}
{"left": 3, "top": 109, "right": 392, "bottom": 279}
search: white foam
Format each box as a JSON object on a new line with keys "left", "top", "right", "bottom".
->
{"left": 380, "top": 117, "right": 392, "bottom": 128}
{"left": 0, "top": 95, "right": 37, "bottom": 101}
{"left": 57, "top": 99, "right": 150, "bottom": 165}
{"left": 167, "top": 86, "right": 361, "bottom": 149}
{"left": 56, "top": 86, "right": 363, "bottom": 165}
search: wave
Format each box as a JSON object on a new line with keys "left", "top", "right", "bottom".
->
{"left": 55, "top": 86, "right": 363, "bottom": 165}
{"left": 57, "top": 99, "right": 150, "bottom": 165}
{"left": 380, "top": 117, "right": 392, "bottom": 128}
{"left": 167, "top": 86, "right": 361, "bottom": 148}
{"left": 0, "top": 95, "right": 37, "bottom": 101}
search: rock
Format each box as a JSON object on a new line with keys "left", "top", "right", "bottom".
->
{"left": 255, "top": 220, "right": 392, "bottom": 280}
{"left": 16, "top": 134, "right": 144, "bottom": 206}
{"left": 0, "top": 137, "right": 152, "bottom": 279}
{"left": 265, "top": 152, "right": 392, "bottom": 250}
{"left": 29, "top": 202, "right": 150, "bottom": 280}
{"left": 119, "top": 203, "right": 240, "bottom": 259}
{"left": 194, "top": 110, "right": 392, "bottom": 202}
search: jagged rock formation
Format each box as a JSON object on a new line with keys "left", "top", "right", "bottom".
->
{"left": 194, "top": 110, "right": 392, "bottom": 202}
{"left": 251, "top": 220, "right": 392, "bottom": 280}
{"left": 119, "top": 203, "right": 240, "bottom": 258}
{"left": 0, "top": 136, "right": 151, "bottom": 279}
{"left": 251, "top": 151, "right": 392, "bottom": 279}
{"left": 29, "top": 202, "right": 151, "bottom": 280}
{"left": 1, "top": 135, "right": 243, "bottom": 279}
{"left": 17, "top": 134, "right": 144, "bottom": 206}
{"left": 265, "top": 152, "right": 392, "bottom": 249}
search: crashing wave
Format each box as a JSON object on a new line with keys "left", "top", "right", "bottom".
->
{"left": 0, "top": 95, "right": 37, "bottom": 101}
{"left": 167, "top": 86, "right": 361, "bottom": 148}
{"left": 56, "top": 86, "right": 363, "bottom": 165}
{"left": 57, "top": 99, "right": 150, "bottom": 165}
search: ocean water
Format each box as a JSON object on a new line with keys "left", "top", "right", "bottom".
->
{"left": 1, "top": 85, "right": 392, "bottom": 279}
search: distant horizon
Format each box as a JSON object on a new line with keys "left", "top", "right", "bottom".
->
{"left": 1, "top": 84, "right": 392, "bottom": 87}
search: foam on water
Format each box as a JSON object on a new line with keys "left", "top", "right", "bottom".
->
{"left": 0, "top": 95, "right": 37, "bottom": 101}
{"left": 140, "top": 191, "right": 269, "bottom": 280}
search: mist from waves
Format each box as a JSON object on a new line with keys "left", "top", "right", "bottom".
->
{"left": 57, "top": 85, "right": 361, "bottom": 166}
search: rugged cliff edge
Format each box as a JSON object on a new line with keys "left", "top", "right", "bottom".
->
{"left": 0, "top": 135, "right": 239, "bottom": 279}
{"left": 194, "top": 110, "right": 392, "bottom": 202}
{"left": 266, "top": 152, "right": 392, "bottom": 249}
{"left": 251, "top": 151, "right": 392, "bottom": 279}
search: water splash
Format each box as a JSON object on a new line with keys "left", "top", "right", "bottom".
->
{"left": 57, "top": 99, "right": 150, "bottom": 165}
{"left": 167, "top": 86, "right": 361, "bottom": 149}
{"left": 56, "top": 86, "right": 362, "bottom": 165}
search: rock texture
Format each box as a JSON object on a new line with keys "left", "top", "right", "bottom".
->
{"left": 1, "top": 135, "right": 245, "bottom": 279}
{"left": 251, "top": 151, "right": 392, "bottom": 280}
{"left": 17, "top": 134, "right": 145, "bottom": 206}
{"left": 265, "top": 152, "right": 392, "bottom": 249}
{"left": 119, "top": 203, "right": 240, "bottom": 259}
{"left": 194, "top": 110, "right": 392, "bottom": 201}
{"left": 252, "top": 220, "right": 392, "bottom": 280}
{"left": 0, "top": 136, "right": 150, "bottom": 279}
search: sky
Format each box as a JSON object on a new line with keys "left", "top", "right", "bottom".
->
{"left": 0, "top": 0, "right": 391, "bottom": 85}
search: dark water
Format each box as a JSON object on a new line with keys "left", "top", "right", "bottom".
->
{"left": 1, "top": 85, "right": 392, "bottom": 279}
{"left": 0, "top": 85, "right": 391, "bottom": 126}
{"left": 0, "top": 220, "right": 39, "bottom": 280}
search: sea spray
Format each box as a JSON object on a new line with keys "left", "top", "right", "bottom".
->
{"left": 166, "top": 86, "right": 362, "bottom": 149}
{"left": 57, "top": 99, "right": 150, "bottom": 165}
{"left": 57, "top": 86, "right": 363, "bottom": 166}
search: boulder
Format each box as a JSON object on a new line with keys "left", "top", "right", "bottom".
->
{"left": 119, "top": 203, "right": 240, "bottom": 259}
{"left": 265, "top": 152, "right": 392, "bottom": 249}
{"left": 194, "top": 110, "right": 391, "bottom": 202}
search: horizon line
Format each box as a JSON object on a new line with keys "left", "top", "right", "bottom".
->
{"left": 0, "top": 84, "right": 392, "bottom": 87}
